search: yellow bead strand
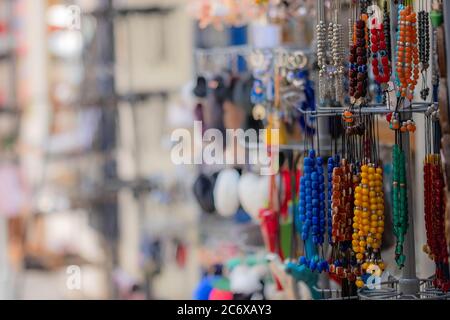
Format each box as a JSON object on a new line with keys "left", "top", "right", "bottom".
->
{"left": 354, "top": 164, "right": 386, "bottom": 288}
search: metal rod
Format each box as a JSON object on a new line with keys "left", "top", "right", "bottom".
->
{"left": 445, "top": 0, "right": 450, "bottom": 107}
{"left": 295, "top": 102, "right": 434, "bottom": 117}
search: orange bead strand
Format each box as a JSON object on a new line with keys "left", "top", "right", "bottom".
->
{"left": 396, "top": 5, "right": 419, "bottom": 101}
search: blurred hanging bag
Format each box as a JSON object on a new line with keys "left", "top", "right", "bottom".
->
{"left": 193, "top": 76, "right": 207, "bottom": 99}
{"left": 213, "top": 168, "right": 240, "bottom": 218}
{"left": 193, "top": 172, "right": 218, "bottom": 214}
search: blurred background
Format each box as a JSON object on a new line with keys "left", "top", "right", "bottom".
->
{"left": 0, "top": 0, "right": 201, "bottom": 300}
{"left": 0, "top": 0, "right": 442, "bottom": 300}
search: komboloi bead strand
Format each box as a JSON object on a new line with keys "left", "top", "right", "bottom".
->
{"left": 332, "top": 160, "right": 354, "bottom": 244}
{"left": 353, "top": 172, "right": 368, "bottom": 263}
{"left": 332, "top": 22, "right": 345, "bottom": 102}
{"left": 371, "top": 21, "right": 391, "bottom": 90}
{"left": 431, "top": 17, "right": 439, "bottom": 93}
{"left": 330, "top": 165, "right": 344, "bottom": 276}
{"left": 353, "top": 170, "right": 369, "bottom": 288}
{"left": 331, "top": 167, "right": 344, "bottom": 243}
{"left": 298, "top": 150, "right": 328, "bottom": 273}
{"left": 395, "top": 5, "right": 419, "bottom": 101}
{"left": 392, "top": 145, "right": 408, "bottom": 268}
{"left": 327, "top": 22, "right": 336, "bottom": 100}
{"left": 349, "top": 19, "right": 368, "bottom": 105}
{"left": 349, "top": 18, "right": 354, "bottom": 49}
{"left": 299, "top": 155, "right": 313, "bottom": 268}
{"left": 350, "top": 164, "right": 361, "bottom": 283}
{"left": 423, "top": 155, "right": 450, "bottom": 292}
{"left": 352, "top": 164, "right": 385, "bottom": 288}
{"left": 348, "top": 19, "right": 357, "bottom": 100}
{"left": 424, "top": 155, "right": 433, "bottom": 256}
{"left": 359, "top": 0, "right": 369, "bottom": 14}
{"left": 328, "top": 155, "right": 340, "bottom": 245}
{"left": 313, "top": 154, "right": 326, "bottom": 249}
{"left": 330, "top": 159, "right": 355, "bottom": 279}
{"left": 418, "top": 9, "right": 430, "bottom": 100}
{"left": 317, "top": 21, "right": 327, "bottom": 103}
{"left": 383, "top": 1, "right": 392, "bottom": 61}
{"left": 430, "top": 158, "right": 450, "bottom": 292}
{"left": 366, "top": 165, "right": 385, "bottom": 258}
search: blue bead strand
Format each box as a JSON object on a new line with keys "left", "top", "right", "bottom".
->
{"left": 298, "top": 150, "right": 328, "bottom": 273}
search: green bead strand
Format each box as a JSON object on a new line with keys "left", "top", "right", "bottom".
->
{"left": 391, "top": 145, "right": 409, "bottom": 268}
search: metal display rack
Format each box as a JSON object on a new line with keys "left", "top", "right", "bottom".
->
{"left": 302, "top": 0, "right": 448, "bottom": 300}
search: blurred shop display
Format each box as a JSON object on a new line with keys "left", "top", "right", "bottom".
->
{"left": 1, "top": 0, "right": 449, "bottom": 302}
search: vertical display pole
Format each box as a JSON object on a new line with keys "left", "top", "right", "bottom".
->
{"left": 390, "top": 0, "right": 420, "bottom": 296}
